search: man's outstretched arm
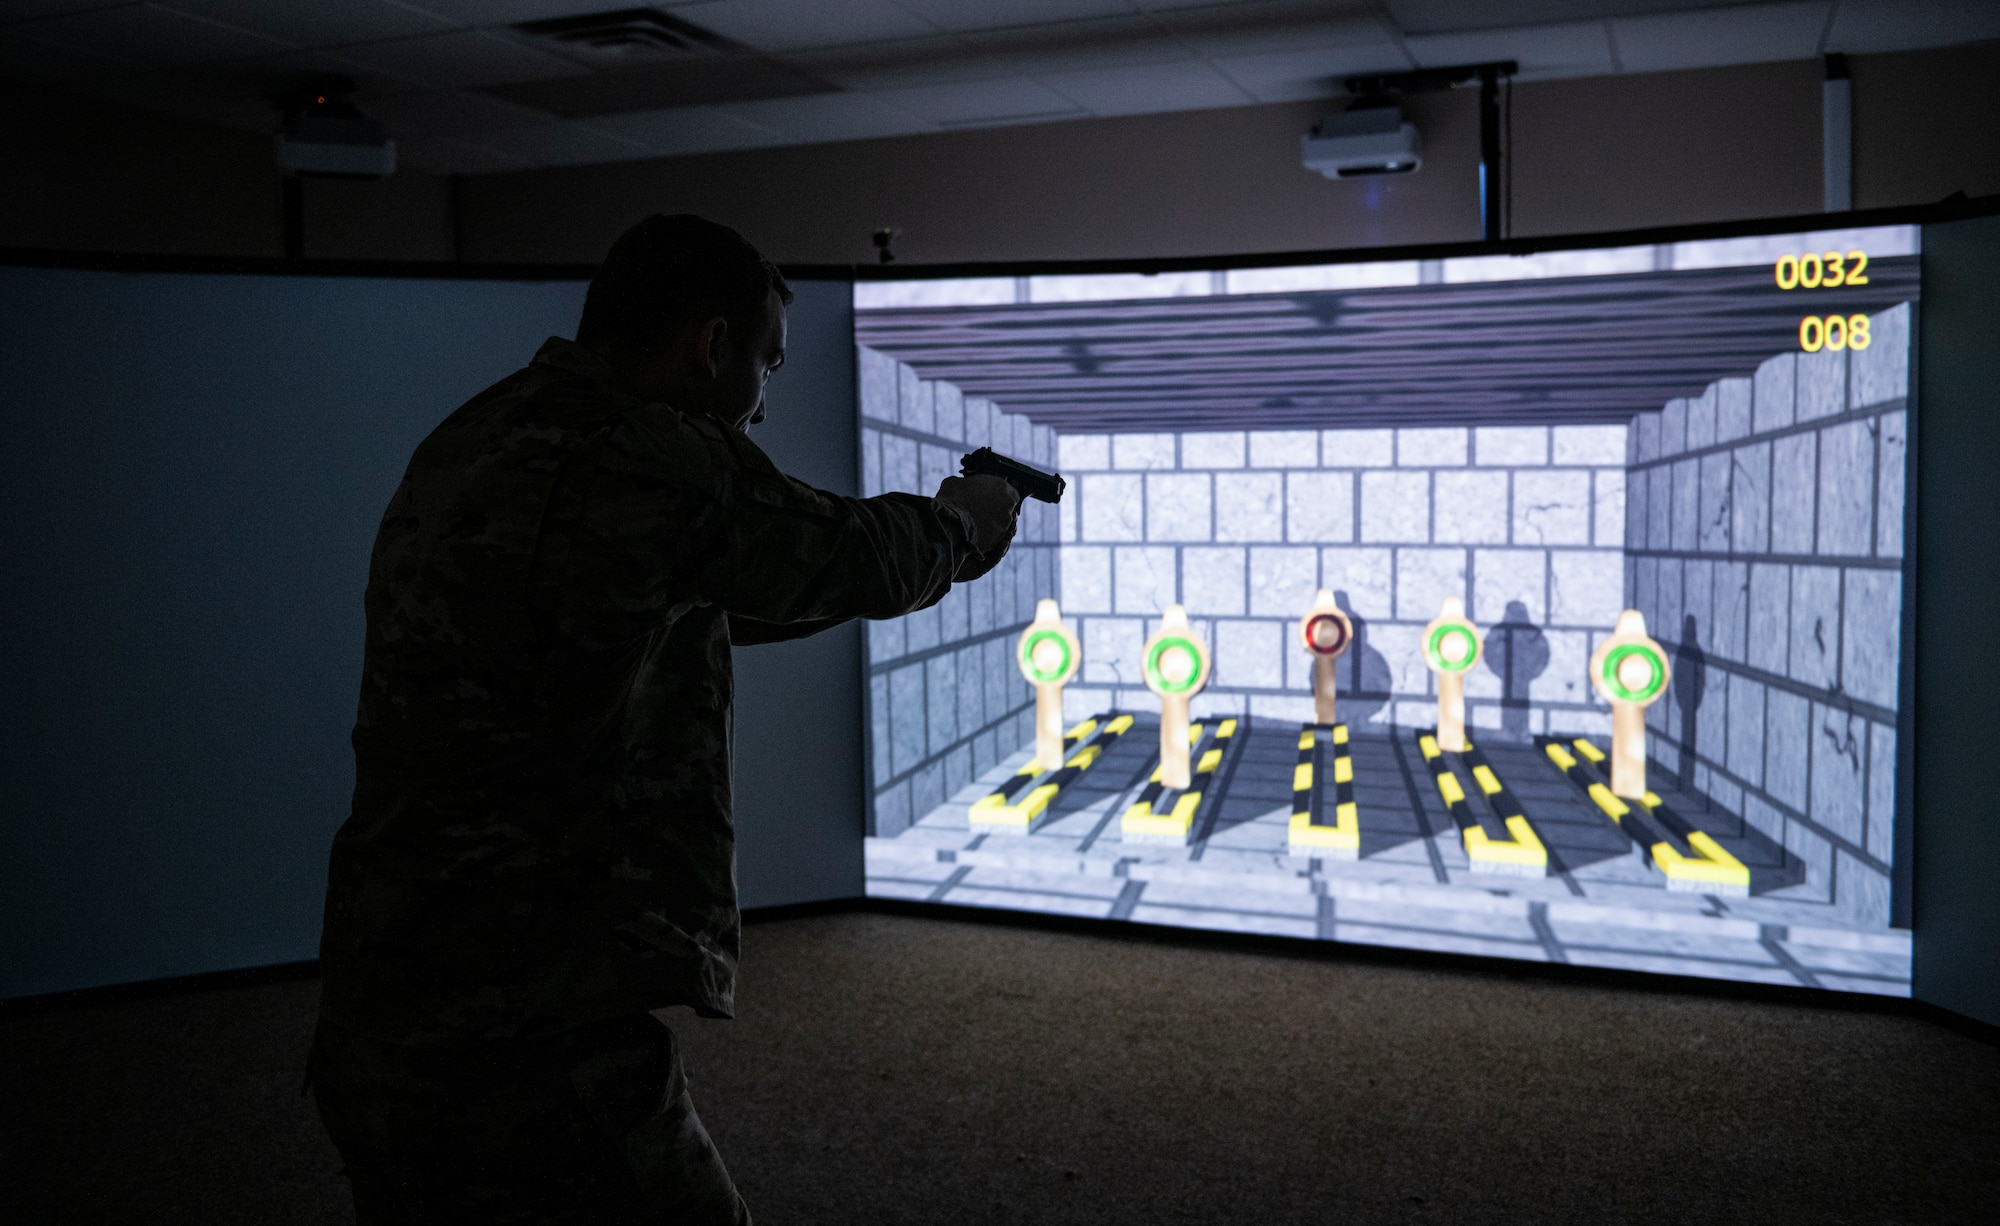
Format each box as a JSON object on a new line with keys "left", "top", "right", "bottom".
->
{"left": 582, "top": 403, "right": 1020, "bottom": 633}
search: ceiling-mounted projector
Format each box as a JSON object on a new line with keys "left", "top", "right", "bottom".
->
{"left": 1301, "top": 106, "right": 1420, "bottom": 179}
{"left": 274, "top": 88, "right": 395, "bottom": 179}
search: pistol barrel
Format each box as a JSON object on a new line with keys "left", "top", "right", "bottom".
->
{"left": 959, "top": 446, "right": 1065, "bottom": 503}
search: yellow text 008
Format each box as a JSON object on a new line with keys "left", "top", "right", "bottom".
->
{"left": 1798, "top": 314, "right": 1873, "bottom": 353}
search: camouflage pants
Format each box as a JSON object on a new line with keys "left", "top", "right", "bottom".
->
{"left": 310, "top": 1012, "right": 751, "bottom": 1225}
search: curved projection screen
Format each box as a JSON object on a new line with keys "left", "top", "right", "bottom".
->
{"left": 857, "top": 225, "right": 1919, "bottom": 997}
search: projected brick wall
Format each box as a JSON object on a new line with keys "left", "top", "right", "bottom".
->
{"left": 858, "top": 344, "right": 1060, "bottom": 837}
{"left": 1052, "top": 424, "right": 1631, "bottom": 738}
{"left": 1623, "top": 303, "right": 1910, "bottom": 925}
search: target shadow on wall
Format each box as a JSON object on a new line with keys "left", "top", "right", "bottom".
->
{"left": 1649, "top": 611, "right": 1806, "bottom": 896}
{"left": 1334, "top": 589, "right": 1394, "bottom": 732}
{"left": 1673, "top": 613, "right": 1708, "bottom": 793}
{"left": 1485, "top": 600, "right": 1550, "bottom": 744}
{"left": 1327, "top": 589, "right": 1444, "bottom": 862}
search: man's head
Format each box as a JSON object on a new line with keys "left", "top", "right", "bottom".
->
{"left": 577, "top": 214, "right": 793, "bottom": 430}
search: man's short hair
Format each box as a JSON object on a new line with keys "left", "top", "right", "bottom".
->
{"left": 577, "top": 214, "right": 793, "bottom": 353}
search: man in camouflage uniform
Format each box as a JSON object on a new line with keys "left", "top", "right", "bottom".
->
{"left": 309, "top": 215, "right": 1019, "bottom": 1224}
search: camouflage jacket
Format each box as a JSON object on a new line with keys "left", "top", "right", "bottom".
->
{"left": 318, "top": 337, "right": 976, "bottom": 1043}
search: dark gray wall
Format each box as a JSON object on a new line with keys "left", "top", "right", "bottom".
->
{"left": 1912, "top": 215, "right": 2000, "bottom": 1029}
{"left": 1, "top": 82, "right": 457, "bottom": 262}
{"left": 0, "top": 267, "right": 863, "bottom": 999}
{"left": 731, "top": 279, "right": 867, "bottom": 908}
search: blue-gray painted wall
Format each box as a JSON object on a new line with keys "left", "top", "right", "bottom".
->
{"left": 0, "top": 267, "right": 863, "bottom": 999}
{"left": 1912, "top": 214, "right": 2000, "bottom": 1030}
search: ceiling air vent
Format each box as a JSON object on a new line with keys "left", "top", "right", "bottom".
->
{"left": 494, "top": 6, "right": 837, "bottom": 117}
{"left": 513, "top": 7, "right": 731, "bottom": 61}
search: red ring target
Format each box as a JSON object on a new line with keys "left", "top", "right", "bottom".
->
{"left": 1303, "top": 612, "right": 1351, "bottom": 656}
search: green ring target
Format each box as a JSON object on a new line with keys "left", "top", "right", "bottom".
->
{"left": 1600, "top": 642, "right": 1667, "bottom": 703}
{"left": 1424, "top": 623, "right": 1480, "bottom": 673}
{"left": 1144, "top": 636, "right": 1204, "bottom": 695}
{"left": 1019, "top": 629, "right": 1073, "bottom": 684}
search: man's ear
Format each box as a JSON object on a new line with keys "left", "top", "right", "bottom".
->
{"left": 693, "top": 315, "right": 730, "bottom": 378}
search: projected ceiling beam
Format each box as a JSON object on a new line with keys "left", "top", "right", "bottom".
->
{"left": 853, "top": 259, "right": 1919, "bottom": 431}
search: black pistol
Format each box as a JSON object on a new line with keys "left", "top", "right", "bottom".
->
{"left": 960, "top": 446, "right": 1066, "bottom": 504}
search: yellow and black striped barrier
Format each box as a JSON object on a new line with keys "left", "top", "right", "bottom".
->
{"left": 1457, "top": 742, "right": 1549, "bottom": 876}
{"left": 1542, "top": 737, "right": 1750, "bottom": 894}
{"left": 1287, "top": 723, "right": 1358, "bottom": 858}
{"left": 1418, "top": 731, "right": 1548, "bottom": 876}
{"left": 1121, "top": 718, "right": 1237, "bottom": 843}
{"left": 969, "top": 713, "right": 1135, "bottom": 834}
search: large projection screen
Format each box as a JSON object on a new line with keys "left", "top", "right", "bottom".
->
{"left": 857, "top": 223, "right": 1921, "bottom": 997}
{"left": 0, "top": 266, "right": 862, "bottom": 1000}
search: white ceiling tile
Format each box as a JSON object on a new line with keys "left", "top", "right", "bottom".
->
{"left": 871, "top": 74, "right": 1087, "bottom": 126}
{"left": 1826, "top": 0, "right": 2000, "bottom": 55}
{"left": 1209, "top": 42, "right": 1409, "bottom": 103}
{"left": 245, "top": 45, "right": 389, "bottom": 83}
{"left": 155, "top": 0, "right": 458, "bottom": 49}
{"left": 1610, "top": 2, "right": 1831, "bottom": 74}
{"left": 81, "top": 70, "right": 275, "bottom": 129}
{"left": 398, "top": 0, "right": 709, "bottom": 27}
{"left": 1385, "top": 1, "right": 1710, "bottom": 37}
{"left": 469, "top": 118, "right": 659, "bottom": 165}
{"left": 671, "top": 0, "right": 938, "bottom": 53}
{"left": 940, "top": 15, "right": 1185, "bottom": 73}
{"left": 1157, "top": 0, "right": 1380, "bottom": 23}
{"left": 19, "top": 1, "right": 295, "bottom": 64}
{"left": 1130, "top": 0, "right": 1283, "bottom": 9}
{"left": 1405, "top": 20, "right": 1613, "bottom": 79}
{"left": 0, "top": 0, "right": 139, "bottom": 24}
{"left": 584, "top": 103, "right": 776, "bottom": 148}
{"left": 1037, "top": 59, "right": 1255, "bottom": 116}
{"left": 718, "top": 91, "right": 935, "bottom": 143}
{"left": 586, "top": 104, "right": 789, "bottom": 155}
{"left": 789, "top": 34, "right": 979, "bottom": 89}
{"left": 9, "top": 0, "right": 1999, "bottom": 175}
{"left": 361, "top": 88, "right": 557, "bottom": 139}
{"left": 892, "top": 0, "right": 1132, "bottom": 35}
{"left": 392, "top": 132, "right": 536, "bottom": 173}
{"left": 1003, "top": 37, "right": 1203, "bottom": 77}
{"left": 0, "top": 27, "right": 134, "bottom": 83}
{"left": 796, "top": 19, "right": 1182, "bottom": 92}
{"left": 326, "top": 28, "right": 585, "bottom": 88}
{"left": 1147, "top": 8, "right": 1399, "bottom": 58}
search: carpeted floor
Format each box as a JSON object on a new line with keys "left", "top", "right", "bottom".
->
{"left": 4, "top": 909, "right": 1997, "bottom": 1224}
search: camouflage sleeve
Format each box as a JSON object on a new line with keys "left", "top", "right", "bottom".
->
{"left": 697, "top": 421, "right": 978, "bottom": 623}
{"left": 577, "top": 403, "right": 978, "bottom": 632}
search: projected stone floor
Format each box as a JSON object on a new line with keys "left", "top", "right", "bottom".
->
{"left": 864, "top": 714, "right": 1911, "bottom": 996}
